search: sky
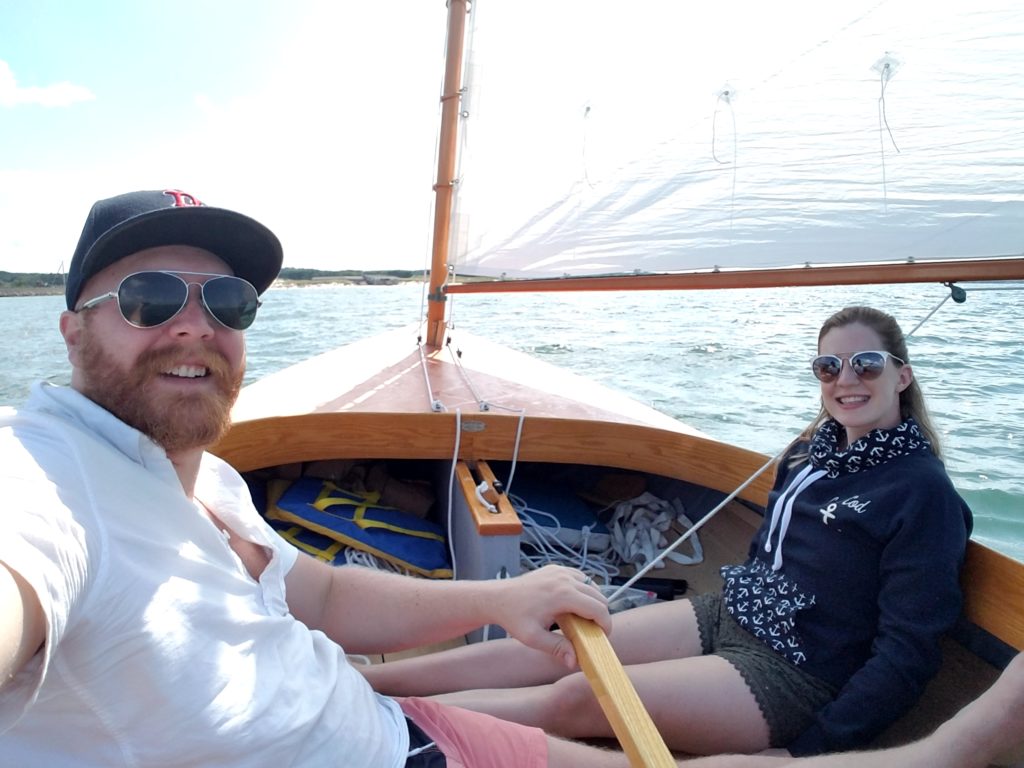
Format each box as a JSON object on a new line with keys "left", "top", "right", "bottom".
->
{"left": 4, "top": 1, "right": 1019, "bottom": 279}
{"left": 0, "top": 1, "right": 448, "bottom": 273}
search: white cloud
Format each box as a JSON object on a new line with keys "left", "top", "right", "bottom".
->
{"left": 107, "top": 3, "right": 448, "bottom": 272}
{"left": 0, "top": 2, "right": 447, "bottom": 273}
{"left": 0, "top": 60, "right": 94, "bottom": 108}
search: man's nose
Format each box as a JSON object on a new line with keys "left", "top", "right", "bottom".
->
{"left": 168, "top": 283, "right": 216, "bottom": 334}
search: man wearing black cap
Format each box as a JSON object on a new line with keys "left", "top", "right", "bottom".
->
{"left": 60, "top": 189, "right": 283, "bottom": 458}
{"left": 0, "top": 189, "right": 619, "bottom": 767}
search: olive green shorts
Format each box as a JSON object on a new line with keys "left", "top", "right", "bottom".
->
{"left": 691, "top": 591, "right": 837, "bottom": 747}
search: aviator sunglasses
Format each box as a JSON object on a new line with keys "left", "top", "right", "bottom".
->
{"left": 78, "top": 270, "right": 261, "bottom": 331}
{"left": 811, "top": 350, "right": 905, "bottom": 383}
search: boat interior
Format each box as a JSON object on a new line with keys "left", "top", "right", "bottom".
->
{"left": 201, "top": 301, "right": 1024, "bottom": 765}
{"left": 205, "top": 315, "right": 1024, "bottom": 764}
{"left": 229, "top": 446, "right": 1018, "bottom": 753}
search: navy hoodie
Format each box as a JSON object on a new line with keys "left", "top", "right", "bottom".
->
{"left": 721, "top": 418, "right": 972, "bottom": 755}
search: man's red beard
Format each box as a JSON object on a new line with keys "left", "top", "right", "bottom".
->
{"left": 76, "top": 327, "right": 243, "bottom": 453}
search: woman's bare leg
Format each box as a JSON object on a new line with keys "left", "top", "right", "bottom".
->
{"left": 363, "top": 596, "right": 704, "bottom": 697}
{"left": 927, "top": 651, "right": 1024, "bottom": 768}
{"left": 684, "top": 653, "right": 1024, "bottom": 768}
{"left": 361, "top": 633, "right": 558, "bottom": 695}
{"left": 437, "top": 653, "right": 771, "bottom": 756}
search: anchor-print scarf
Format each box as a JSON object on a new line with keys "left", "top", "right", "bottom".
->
{"left": 808, "top": 417, "right": 932, "bottom": 479}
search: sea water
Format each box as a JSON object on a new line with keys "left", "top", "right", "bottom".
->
{"left": 2, "top": 280, "right": 1021, "bottom": 560}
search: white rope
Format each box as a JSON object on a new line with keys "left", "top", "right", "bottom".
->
{"left": 906, "top": 292, "right": 953, "bottom": 337}
{"left": 957, "top": 283, "right": 1024, "bottom": 292}
{"left": 505, "top": 487, "right": 709, "bottom": 593}
{"left": 607, "top": 492, "right": 703, "bottom": 571}
{"left": 480, "top": 566, "right": 512, "bottom": 643}
{"left": 510, "top": 493, "right": 621, "bottom": 586}
{"left": 444, "top": 408, "right": 462, "bottom": 581}
{"left": 608, "top": 452, "right": 782, "bottom": 603}
{"left": 485, "top": 405, "right": 525, "bottom": 495}
{"left": 511, "top": 492, "right": 681, "bottom": 614}
{"left": 908, "top": 281, "right": 1024, "bottom": 336}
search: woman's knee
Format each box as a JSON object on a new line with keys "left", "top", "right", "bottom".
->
{"left": 542, "top": 673, "right": 609, "bottom": 737}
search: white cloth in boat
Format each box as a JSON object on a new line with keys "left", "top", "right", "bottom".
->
{"left": 0, "top": 383, "right": 409, "bottom": 767}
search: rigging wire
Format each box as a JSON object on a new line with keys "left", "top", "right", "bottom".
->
{"left": 711, "top": 85, "right": 739, "bottom": 232}
{"left": 875, "top": 57, "right": 902, "bottom": 154}
{"left": 905, "top": 281, "right": 1024, "bottom": 337}
{"left": 872, "top": 53, "right": 902, "bottom": 215}
{"left": 417, "top": 339, "right": 446, "bottom": 413}
{"left": 711, "top": 86, "right": 736, "bottom": 165}
{"left": 961, "top": 283, "right": 1024, "bottom": 292}
{"left": 582, "top": 104, "right": 595, "bottom": 190}
{"left": 905, "top": 284, "right": 959, "bottom": 337}
{"left": 445, "top": 330, "right": 528, "bottom": 495}
{"left": 444, "top": 407, "right": 462, "bottom": 581}
{"left": 411, "top": 336, "right": 461, "bottom": 580}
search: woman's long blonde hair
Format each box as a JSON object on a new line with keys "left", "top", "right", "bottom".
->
{"left": 798, "top": 306, "right": 943, "bottom": 459}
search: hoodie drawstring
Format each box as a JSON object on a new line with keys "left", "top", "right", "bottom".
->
{"left": 764, "top": 465, "right": 827, "bottom": 571}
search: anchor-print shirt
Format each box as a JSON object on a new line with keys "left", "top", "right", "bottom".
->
{"left": 721, "top": 418, "right": 972, "bottom": 756}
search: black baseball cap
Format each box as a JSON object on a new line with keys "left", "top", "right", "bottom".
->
{"left": 66, "top": 189, "right": 284, "bottom": 309}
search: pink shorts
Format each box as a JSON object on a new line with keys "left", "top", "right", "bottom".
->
{"left": 398, "top": 697, "right": 548, "bottom": 768}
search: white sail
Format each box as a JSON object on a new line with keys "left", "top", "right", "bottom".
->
{"left": 449, "top": 0, "right": 1024, "bottom": 279}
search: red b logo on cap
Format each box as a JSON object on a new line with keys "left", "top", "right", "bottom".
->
{"left": 162, "top": 189, "right": 203, "bottom": 207}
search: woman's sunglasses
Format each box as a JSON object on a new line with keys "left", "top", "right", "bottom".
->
{"left": 78, "top": 270, "right": 261, "bottom": 331}
{"left": 811, "top": 350, "right": 905, "bottom": 383}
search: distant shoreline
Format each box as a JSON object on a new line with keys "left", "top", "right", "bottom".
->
{"left": 0, "top": 287, "right": 58, "bottom": 297}
{"left": 0, "top": 275, "right": 428, "bottom": 299}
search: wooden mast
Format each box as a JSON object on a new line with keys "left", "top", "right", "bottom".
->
{"left": 426, "top": 0, "right": 469, "bottom": 348}
{"left": 422, "top": 5, "right": 679, "bottom": 764}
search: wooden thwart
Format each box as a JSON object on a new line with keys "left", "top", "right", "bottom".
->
{"left": 558, "top": 613, "right": 676, "bottom": 768}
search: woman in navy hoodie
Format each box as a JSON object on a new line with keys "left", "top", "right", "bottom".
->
{"left": 363, "top": 306, "right": 972, "bottom": 758}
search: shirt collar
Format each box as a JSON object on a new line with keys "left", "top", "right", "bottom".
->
{"left": 27, "top": 382, "right": 177, "bottom": 480}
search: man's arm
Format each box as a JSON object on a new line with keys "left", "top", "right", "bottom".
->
{"left": 1, "top": 561, "right": 45, "bottom": 691}
{"left": 284, "top": 555, "right": 609, "bottom": 668}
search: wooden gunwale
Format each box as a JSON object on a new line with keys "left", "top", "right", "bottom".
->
{"left": 212, "top": 411, "right": 774, "bottom": 503}
{"left": 213, "top": 410, "right": 1023, "bottom": 652}
{"left": 962, "top": 544, "right": 1024, "bottom": 651}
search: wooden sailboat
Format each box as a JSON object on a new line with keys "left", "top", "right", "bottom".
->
{"left": 212, "top": 1, "right": 1024, "bottom": 763}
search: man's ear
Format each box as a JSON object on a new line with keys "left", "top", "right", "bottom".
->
{"left": 59, "top": 310, "right": 84, "bottom": 367}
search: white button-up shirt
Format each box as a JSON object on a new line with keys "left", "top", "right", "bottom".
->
{"left": 0, "top": 383, "right": 407, "bottom": 767}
